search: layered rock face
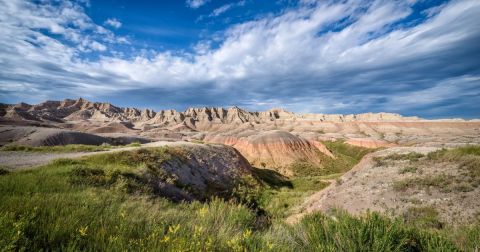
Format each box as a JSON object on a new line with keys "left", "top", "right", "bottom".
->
{"left": 205, "top": 130, "right": 332, "bottom": 175}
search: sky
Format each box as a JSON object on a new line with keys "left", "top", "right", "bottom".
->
{"left": 0, "top": 0, "right": 479, "bottom": 118}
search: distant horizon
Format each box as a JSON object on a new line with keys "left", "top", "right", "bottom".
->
{"left": 1, "top": 1, "right": 479, "bottom": 119}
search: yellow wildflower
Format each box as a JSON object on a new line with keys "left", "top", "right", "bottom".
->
{"left": 168, "top": 224, "right": 180, "bottom": 234}
{"left": 161, "top": 236, "right": 170, "bottom": 243}
{"left": 267, "top": 241, "right": 274, "bottom": 250}
{"left": 198, "top": 206, "right": 208, "bottom": 217}
{"left": 78, "top": 226, "right": 88, "bottom": 237}
{"left": 242, "top": 229, "right": 252, "bottom": 239}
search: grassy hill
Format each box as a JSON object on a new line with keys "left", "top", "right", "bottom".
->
{"left": 0, "top": 144, "right": 479, "bottom": 251}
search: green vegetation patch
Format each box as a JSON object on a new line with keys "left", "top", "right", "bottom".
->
{"left": 403, "top": 206, "right": 444, "bottom": 229}
{"left": 289, "top": 140, "right": 374, "bottom": 177}
{"left": 257, "top": 175, "right": 330, "bottom": 219}
{"left": 393, "top": 174, "right": 452, "bottom": 192}
{"left": 273, "top": 210, "right": 458, "bottom": 251}
{"left": 374, "top": 152, "right": 425, "bottom": 167}
{"left": 126, "top": 141, "right": 142, "bottom": 147}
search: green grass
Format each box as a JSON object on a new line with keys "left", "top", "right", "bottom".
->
{"left": 1, "top": 159, "right": 470, "bottom": 251}
{"left": 257, "top": 175, "right": 329, "bottom": 219}
{"left": 126, "top": 141, "right": 142, "bottom": 147}
{"left": 1, "top": 144, "right": 114, "bottom": 153}
{"left": 1, "top": 145, "right": 479, "bottom": 251}
{"left": 270, "top": 210, "right": 460, "bottom": 251}
{"left": 403, "top": 206, "right": 444, "bottom": 229}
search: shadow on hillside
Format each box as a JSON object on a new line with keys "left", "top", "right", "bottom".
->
{"left": 251, "top": 167, "right": 293, "bottom": 189}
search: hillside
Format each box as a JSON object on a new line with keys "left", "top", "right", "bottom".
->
{"left": 293, "top": 146, "right": 480, "bottom": 228}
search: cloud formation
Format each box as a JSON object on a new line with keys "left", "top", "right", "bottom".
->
{"left": 210, "top": 1, "right": 246, "bottom": 17}
{"left": 0, "top": 0, "right": 479, "bottom": 118}
{"left": 186, "top": 0, "right": 209, "bottom": 9}
{"left": 104, "top": 18, "right": 122, "bottom": 29}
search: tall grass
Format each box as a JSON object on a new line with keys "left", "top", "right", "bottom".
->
{"left": 0, "top": 154, "right": 263, "bottom": 251}
{"left": 267, "top": 210, "right": 459, "bottom": 251}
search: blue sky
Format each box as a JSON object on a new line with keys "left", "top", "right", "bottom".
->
{"left": 0, "top": 0, "right": 479, "bottom": 118}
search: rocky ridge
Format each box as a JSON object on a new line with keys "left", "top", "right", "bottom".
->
{"left": 0, "top": 98, "right": 426, "bottom": 127}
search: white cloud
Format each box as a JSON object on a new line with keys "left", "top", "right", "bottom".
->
{"left": 186, "top": 0, "right": 209, "bottom": 9}
{"left": 1, "top": 0, "right": 479, "bottom": 117}
{"left": 104, "top": 18, "right": 122, "bottom": 29}
{"left": 210, "top": 1, "right": 246, "bottom": 17}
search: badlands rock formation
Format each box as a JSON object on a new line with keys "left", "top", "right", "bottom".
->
{"left": 205, "top": 130, "right": 332, "bottom": 175}
{"left": 131, "top": 143, "right": 255, "bottom": 201}
{"left": 0, "top": 98, "right": 423, "bottom": 126}
{"left": 1, "top": 98, "right": 479, "bottom": 149}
